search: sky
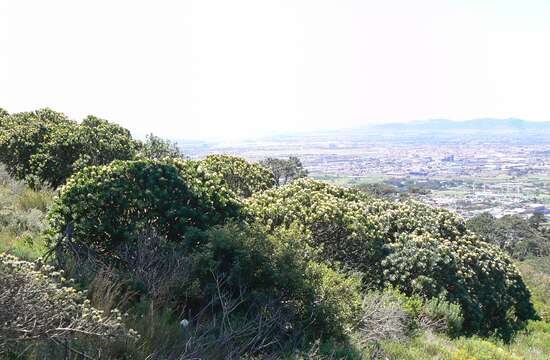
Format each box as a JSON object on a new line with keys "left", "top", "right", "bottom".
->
{"left": 1, "top": 0, "right": 550, "bottom": 140}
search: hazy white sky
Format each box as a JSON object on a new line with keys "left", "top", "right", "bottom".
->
{"left": 1, "top": 0, "right": 550, "bottom": 139}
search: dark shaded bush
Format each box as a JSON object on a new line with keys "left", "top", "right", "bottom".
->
{"left": 192, "top": 223, "right": 363, "bottom": 339}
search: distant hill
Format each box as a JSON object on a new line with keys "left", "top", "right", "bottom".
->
{"left": 370, "top": 118, "right": 550, "bottom": 132}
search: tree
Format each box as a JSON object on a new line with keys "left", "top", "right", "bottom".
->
{"left": 0, "top": 108, "right": 74, "bottom": 187}
{"left": 0, "top": 109, "right": 138, "bottom": 188}
{"left": 467, "top": 213, "right": 550, "bottom": 259}
{"left": 137, "top": 133, "right": 185, "bottom": 159}
{"left": 259, "top": 156, "right": 308, "bottom": 186}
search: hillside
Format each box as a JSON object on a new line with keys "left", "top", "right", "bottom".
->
{"left": 0, "top": 108, "right": 549, "bottom": 359}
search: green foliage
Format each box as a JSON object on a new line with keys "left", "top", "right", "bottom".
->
{"left": 47, "top": 159, "right": 241, "bottom": 257}
{"left": 137, "top": 133, "right": 185, "bottom": 160}
{"left": 517, "top": 257, "right": 550, "bottom": 322}
{"left": 75, "top": 115, "right": 137, "bottom": 168}
{"left": 193, "top": 223, "right": 363, "bottom": 339}
{"left": 0, "top": 253, "right": 136, "bottom": 358}
{"left": 376, "top": 320, "right": 550, "bottom": 360}
{"left": 200, "top": 154, "right": 275, "bottom": 197}
{"left": 467, "top": 212, "right": 550, "bottom": 259}
{"left": 0, "top": 109, "right": 73, "bottom": 187}
{"left": 420, "top": 297, "right": 464, "bottom": 337}
{"left": 260, "top": 156, "right": 308, "bottom": 186}
{"left": 354, "top": 182, "right": 401, "bottom": 200}
{"left": 0, "top": 169, "right": 51, "bottom": 260}
{"left": 0, "top": 109, "right": 137, "bottom": 188}
{"left": 246, "top": 178, "right": 384, "bottom": 275}
{"left": 247, "top": 179, "right": 537, "bottom": 338}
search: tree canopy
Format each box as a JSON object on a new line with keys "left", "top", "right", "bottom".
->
{"left": 0, "top": 109, "right": 137, "bottom": 188}
{"left": 259, "top": 156, "right": 308, "bottom": 186}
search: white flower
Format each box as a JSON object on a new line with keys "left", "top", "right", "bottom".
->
{"left": 180, "top": 319, "right": 189, "bottom": 328}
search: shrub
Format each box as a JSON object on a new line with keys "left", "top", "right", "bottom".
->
{"left": 0, "top": 253, "right": 136, "bottom": 358}
{"left": 200, "top": 154, "right": 275, "bottom": 197}
{"left": 246, "top": 178, "right": 385, "bottom": 275}
{"left": 358, "top": 289, "right": 411, "bottom": 343}
{"left": 419, "top": 297, "right": 464, "bottom": 336}
{"left": 246, "top": 179, "right": 537, "bottom": 338}
{"left": 467, "top": 212, "right": 550, "bottom": 259}
{"left": 193, "top": 223, "right": 363, "bottom": 339}
{"left": 47, "top": 159, "right": 241, "bottom": 258}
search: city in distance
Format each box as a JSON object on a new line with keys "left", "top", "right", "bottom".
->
{"left": 180, "top": 118, "right": 550, "bottom": 220}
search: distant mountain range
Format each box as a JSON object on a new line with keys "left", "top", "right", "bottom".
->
{"left": 178, "top": 118, "right": 550, "bottom": 150}
{"left": 370, "top": 118, "right": 550, "bottom": 132}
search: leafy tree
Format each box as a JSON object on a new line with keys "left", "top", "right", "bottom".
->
{"left": 354, "top": 182, "right": 401, "bottom": 199}
{"left": 0, "top": 108, "right": 8, "bottom": 118}
{"left": 0, "top": 109, "right": 74, "bottom": 187}
{"left": 0, "top": 109, "right": 138, "bottom": 188}
{"left": 137, "top": 133, "right": 185, "bottom": 159}
{"left": 201, "top": 154, "right": 275, "bottom": 197}
{"left": 467, "top": 213, "right": 550, "bottom": 259}
{"left": 259, "top": 156, "right": 308, "bottom": 186}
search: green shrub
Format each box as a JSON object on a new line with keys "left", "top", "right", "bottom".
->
{"left": 193, "top": 223, "right": 363, "bottom": 339}
{"left": 0, "top": 108, "right": 73, "bottom": 187}
{"left": 420, "top": 297, "right": 464, "bottom": 336}
{"left": 246, "top": 179, "right": 537, "bottom": 338}
{"left": 47, "top": 159, "right": 241, "bottom": 257}
{"left": 200, "top": 154, "right": 275, "bottom": 197}
{"left": 0, "top": 253, "right": 136, "bottom": 358}
{"left": 246, "top": 178, "right": 385, "bottom": 275}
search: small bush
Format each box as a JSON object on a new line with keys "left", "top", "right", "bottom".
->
{"left": 358, "top": 289, "right": 411, "bottom": 343}
{"left": 0, "top": 253, "right": 136, "bottom": 358}
{"left": 419, "top": 297, "right": 464, "bottom": 336}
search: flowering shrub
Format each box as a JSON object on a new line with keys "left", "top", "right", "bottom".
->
{"left": 200, "top": 154, "right": 275, "bottom": 197}
{"left": 47, "top": 159, "right": 241, "bottom": 256}
{"left": 246, "top": 178, "right": 386, "bottom": 274}
{"left": 0, "top": 253, "right": 136, "bottom": 357}
{"left": 246, "top": 179, "right": 537, "bottom": 337}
